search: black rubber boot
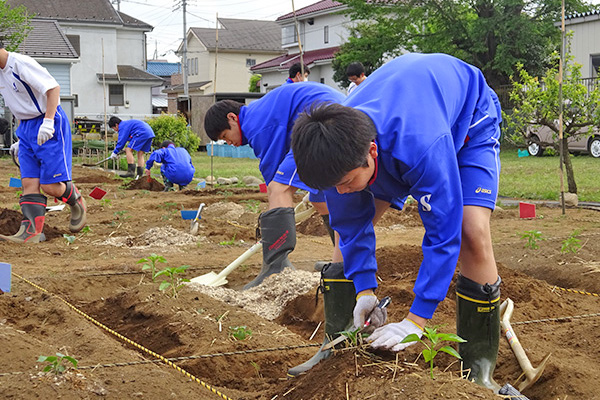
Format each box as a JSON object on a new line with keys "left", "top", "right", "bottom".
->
{"left": 321, "top": 214, "right": 335, "bottom": 245}
{"left": 136, "top": 166, "right": 144, "bottom": 179}
{"left": 121, "top": 163, "right": 135, "bottom": 178}
{"left": 457, "top": 274, "right": 502, "bottom": 392}
{"left": 0, "top": 194, "right": 47, "bottom": 243}
{"left": 163, "top": 181, "right": 174, "bottom": 192}
{"left": 59, "top": 181, "right": 87, "bottom": 233}
{"left": 243, "top": 207, "right": 296, "bottom": 290}
{"left": 287, "top": 262, "right": 356, "bottom": 377}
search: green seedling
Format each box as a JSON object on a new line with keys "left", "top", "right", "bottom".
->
{"left": 400, "top": 325, "right": 465, "bottom": 379}
{"left": 521, "top": 230, "right": 543, "bottom": 249}
{"left": 114, "top": 210, "right": 130, "bottom": 220}
{"left": 100, "top": 198, "right": 112, "bottom": 207}
{"left": 240, "top": 199, "right": 261, "bottom": 213}
{"left": 37, "top": 353, "right": 78, "bottom": 375}
{"left": 137, "top": 253, "right": 167, "bottom": 281}
{"left": 250, "top": 361, "right": 262, "bottom": 378}
{"left": 63, "top": 234, "right": 76, "bottom": 245}
{"left": 154, "top": 265, "right": 190, "bottom": 298}
{"left": 229, "top": 325, "right": 252, "bottom": 341}
{"left": 15, "top": 190, "right": 22, "bottom": 198}
{"left": 78, "top": 226, "right": 91, "bottom": 236}
{"left": 159, "top": 201, "right": 178, "bottom": 210}
{"left": 219, "top": 233, "right": 237, "bottom": 246}
{"left": 217, "top": 190, "right": 233, "bottom": 198}
{"left": 561, "top": 229, "right": 582, "bottom": 253}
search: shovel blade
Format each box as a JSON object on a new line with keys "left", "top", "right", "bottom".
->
{"left": 190, "top": 271, "right": 228, "bottom": 287}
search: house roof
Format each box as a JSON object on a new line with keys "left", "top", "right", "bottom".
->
{"left": 564, "top": 8, "right": 600, "bottom": 20}
{"left": 251, "top": 46, "right": 339, "bottom": 72}
{"left": 17, "top": 19, "right": 79, "bottom": 59}
{"left": 5, "top": 0, "right": 152, "bottom": 29}
{"left": 163, "top": 81, "right": 212, "bottom": 94}
{"left": 277, "top": 0, "right": 344, "bottom": 21}
{"left": 189, "top": 18, "right": 282, "bottom": 52}
{"left": 147, "top": 61, "right": 181, "bottom": 77}
{"left": 97, "top": 65, "right": 163, "bottom": 83}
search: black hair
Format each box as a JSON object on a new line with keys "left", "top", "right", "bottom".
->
{"left": 161, "top": 140, "right": 174, "bottom": 148}
{"left": 203, "top": 100, "right": 243, "bottom": 141}
{"left": 346, "top": 62, "right": 365, "bottom": 77}
{"left": 291, "top": 103, "right": 376, "bottom": 190}
{"left": 288, "top": 62, "right": 310, "bottom": 79}
{"left": 108, "top": 116, "right": 121, "bottom": 128}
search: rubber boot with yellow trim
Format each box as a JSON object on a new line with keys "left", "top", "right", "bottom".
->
{"left": 456, "top": 274, "right": 502, "bottom": 392}
{"left": 287, "top": 262, "right": 356, "bottom": 377}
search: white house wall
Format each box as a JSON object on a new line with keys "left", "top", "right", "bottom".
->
{"left": 302, "top": 13, "right": 349, "bottom": 51}
{"left": 117, "top": 29, "right": 147, "bottom": 68}
{"left": 567, "top": 19, "right": 600, "bottom": 77}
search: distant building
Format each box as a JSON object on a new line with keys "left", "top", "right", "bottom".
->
{"left": 147, "top": 60, "right": 180, "bottom": 114}
{"left": 561, "top": 9, "right": 600, "bottom": 78}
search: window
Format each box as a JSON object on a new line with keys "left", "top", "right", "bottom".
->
{"left": 324, "top": 26, "right": 329, "bottom": 44}
{"left": 246, "top": 58, "right": 256, "bottom": 67}
{"left": 109, "top": 84, "right": 124, "bottom": 106}
{"left": 66, "top": 34, "right": 80, "bottom": 56}
{"left": 282, "top": 24, "right": 304, "bottom": 45}
{"left": 592, "top": 54, "right": 600, "bottom": 78}
{"left": 320, "top": 78, "right": 325, "bottom": 84}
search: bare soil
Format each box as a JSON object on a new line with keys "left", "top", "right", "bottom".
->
{"left": 1, "top": 159, "right": 600, "bottom": 399}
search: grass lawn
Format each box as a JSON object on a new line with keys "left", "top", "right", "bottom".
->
{"left": 499, "top": 148, "right": 600, "bottom": 202}
{"left": 190, "top": 151, "right": 260, "bottom": 180}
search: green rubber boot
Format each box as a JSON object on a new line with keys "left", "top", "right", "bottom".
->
{"left": 456, "top": 274, "right": 502, "bottom": 392}
{"left": 287, "top": 262, "right": 356, "bottom": 377}
{"left": 243, "top": 207, "right": 296, "bottom": 290}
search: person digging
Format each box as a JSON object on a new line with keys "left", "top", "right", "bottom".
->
{"left": 108, "top": 116, "right": 155, "bottom": 178}
{"left": 145, "top": 140, "right": 195, "bottom": 191}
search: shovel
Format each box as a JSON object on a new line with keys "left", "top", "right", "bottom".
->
{"left": 82, "top": 155, "right": 113, "bottom": 167}
{"left": 190, "top": 203, "right": 206, "bottom": 235}
{"left": 190, "top": 194, "right": 315, "bottom": 287}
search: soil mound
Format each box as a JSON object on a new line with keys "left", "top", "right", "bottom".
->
{"left": 296, "top": 212, "right": 328, "bottom": 236}
{"left": 0, "top": 208, "right": 63, "bottom": 240}
{"left": 124, "top": 177, "right": 164, "bottom": 191}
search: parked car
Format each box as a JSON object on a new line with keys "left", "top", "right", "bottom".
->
{"left": 527, "top": 125, "right": 600, "bottom": 157}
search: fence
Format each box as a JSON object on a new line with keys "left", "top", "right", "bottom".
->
{"left": 206, "top": 143, "right": 257, "bottom": 159}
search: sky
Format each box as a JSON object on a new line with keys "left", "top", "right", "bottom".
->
{"left": 115, "top": 0, "right": 319, "bottom": 62}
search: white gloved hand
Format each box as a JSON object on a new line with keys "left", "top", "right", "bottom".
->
{"left": 37, "top": 118, "right": 55, "bottom": 145}
{"left": 109, "top": 152, "right": 119, "bottom": 160}
{"left": 9, "top": 141, "right": 19, "bottom": 157}
{"left": 368, "top": 318, "right": 424, "bottom": 352}
{"left": 353, "top": 294, "right": 387, "bottom": 332}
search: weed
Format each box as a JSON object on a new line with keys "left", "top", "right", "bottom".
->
{"left": 240, "top": 199, "right": 261, "bottom": 213}
{"left": 154, "top": 265, "right": 190, "bottom": 298}
{"left": 79, "top": 226, "right": 92, "bottom": 236}
{"left": 336, "top": 327, "right": 368, "bottom": 347}
{"left": 250, "top": 361, "right": 262, "bottom": 378}
{"left": 12, "top": 204, "right": 19, "bottom": 211}
{"left": 63, "top": 234, "right": 76, "bottom": 245}
{"left": 15, "top": 190, "right": 22, "bottom": 198}
{"left": 159, "top": 202, "right": 178, "bottom": 210}
{"left": 400, "top": 325, "right": 465, "bottom": 379}
{"left": 521, "top": 230, "right": 543, "bottom": 249}
{"left": 114, "top": 210, "right": 130, "bottom": 220}
{"left": 561, "top": 229, "right": 582, "bottom": 253}
{"left": 100, "top": 198, "right": 112, "bottom": 207}
{"left": 217, "top": 190, "right": 234, "bottom": 198}
{"left": 37, "top": 353, "right": 78, "bottom": 375}
{"left": 137, "top": 253, "right": 166, "bottom": 281}
{"left": 229, "top": 325, "right": 252, "bottom": 341}
{"left": 219, "top": 233, "right": 237, "bottom": 246}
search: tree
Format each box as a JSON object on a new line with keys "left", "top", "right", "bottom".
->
{"left": 248, "top": 74, "right": 261, "bottom": 93}
{"left": 0, "top": 0, "right": 31, "bottom": 50}
{"left": 503, "top": 52, "right": 600, "bottom": 194}
{"left": 146, "top": 113, "right": 201, "bottom": 152}
{"left": 334, "top": 0, "right": 593, "bottom": 88}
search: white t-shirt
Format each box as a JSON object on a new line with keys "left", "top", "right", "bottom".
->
{"left": 347, "top": 81, "right": 358, "bottom": 95}
{"left": 0, "top": 52, "right": 59, "bottom": 120}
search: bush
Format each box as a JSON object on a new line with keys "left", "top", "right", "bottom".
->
{"left": 146, "top": 113, "right": 201, "bottom": 153}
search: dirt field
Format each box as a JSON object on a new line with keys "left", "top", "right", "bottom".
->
{"left": 1, "top": 159, "right": 600, "bottom": 400}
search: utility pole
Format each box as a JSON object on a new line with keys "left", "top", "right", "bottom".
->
{"left": 182, "top": 0, "right": 189, "bottom": 101}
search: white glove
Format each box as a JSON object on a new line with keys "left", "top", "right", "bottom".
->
{"left": 37, "top": 118, "right": 55, "bottom": 145}
{"left": 109, "top": 152, "right": 119, "bottom": 160}
{"left": 368, "top": 318, "right": 424, "bottom": 352}
{"left": 353, "top": 294, "right": 387, "bottom": 332}
{"left": 9, "top": 141, "right": 19, "bottom": 157}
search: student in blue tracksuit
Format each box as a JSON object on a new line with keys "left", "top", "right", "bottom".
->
{"left": 108, "top": 117, "right": 155, "bottom": 178}
{"left": 285, "top": 63, "right": 310, "bottom": 84}
{"left": 145, "top": 140, "right": 195, "bottom": 191}
{"left": 0, "top": 40, "right": 86, "bottom": 243}
{"left": 291, "top": 53, "right": 503, "bottom": 392}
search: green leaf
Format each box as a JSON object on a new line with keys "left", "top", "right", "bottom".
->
{"left": 400, "top": 333, "right": 422, "bottom": 343}
{"left": 42, "top": 365, "right": 52, "bottom": 372}
{"left": 137, "top": 258, "right": 148, "bottom": 264}
{"left": 159, "top": 281, "right": 171, "bottom": 291}
{"left": 422, "top": 348, "right": 434, "bottom": 362}
{"left": 438, "top": 345, "right": 462, "bottom": 359}
{"left": 154, "top": 269, "right": 169, "bottom": 278}
{"left": 142, "top": 264, "right": 151, "bottom": 271}
{"left": 63, "top": 356, "right": 78, "bottom": 367}
{"left": 37, "top": 355, "right": 51, "bottom": 362}
{"left": 436, "top": 333, "right": 467, "bottom": 343}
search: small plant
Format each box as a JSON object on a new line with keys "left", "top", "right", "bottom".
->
{"left": 37, "top": 353, "right": 78, "bottom": 375}
{"left": 561, "top": 229, "right": 582, "bottom": 253}
{"left": 250, "top": 361, "right": 262, "bottom": 378}
{"left": 15, "top": 190, "right": 22, "bottom": 198}
{"left": 154, "top": 265, "right": 190, "bottom": 298}
{"left": 63, "top": 234, "right": 76, "bottom": 245}
{"left": 137, "top": 253, "right": 166, "bottom": 281}
{"left": 219, "top": 233, "right": 237, "bottom": 246}
{"left": 521, "top": 230, "right": 543, "bottom": 249}
{"left": 114, "top": 210, "right": 130, "bottom": 220}
{"left": 78, "top": 226, "right": 91, "bottom": 236}
{"left": 240, "top": 199, "right": 261, "bottom": 213}
{"left": 100, "top": 198, "right": 112, "bottom": 207}
{"left": 401, "top": 325, "right": 465, "bottom": 379}
{"left": 229, "top": 325, "right": 252, "bottom": 341}
{"left": 217, "top": 190, "right": 233, "bottom": 198}
{"left": 159, "top": 201, "right": 178, "bottom": 210}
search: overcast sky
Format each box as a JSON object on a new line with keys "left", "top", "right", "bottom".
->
{"left": 115, "top": 0, "right": 318, "bottom": 62}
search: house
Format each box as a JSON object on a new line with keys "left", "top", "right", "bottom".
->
{"left": 147, "top": 60, "right": 180, "bottom": 114}
{"left": 251, "top": 0, "right": 350, "bottom": 93}
{"left": 166, "top": 18, "right": 285, "bottom": 143}
{"left": 562, "top": 9, "right": 600, "bottom": 79}
{"left": 7, "top": 0, "right": 162, "bottom": 121}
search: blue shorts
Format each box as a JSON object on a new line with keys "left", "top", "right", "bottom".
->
{"left": 129, "top": 137, "right": 152, "bottom": 152}
{"left": 458, "top": 121, "right": 501, "bottom": 210}
{"left": 272, "top": 150, "right": 321, "bottom": 195}
{"left": 18, "top": 106, "right": 72, "bottom": 184}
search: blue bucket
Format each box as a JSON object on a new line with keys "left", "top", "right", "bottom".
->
{"left": 181, "top": 210, "right": 200, "bottom": 220}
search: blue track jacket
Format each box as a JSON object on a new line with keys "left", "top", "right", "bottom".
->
{"left": 239, "top": 82, "right": 344, "bottom": 184}
{"left": 327, "top": 53, "right": 502, "bottom": 319}
{"left": 114, "top": 119, "right": 155, "bottom": 153}
{"left": 146, "top": 144, "right": 195, "bottom": 185}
